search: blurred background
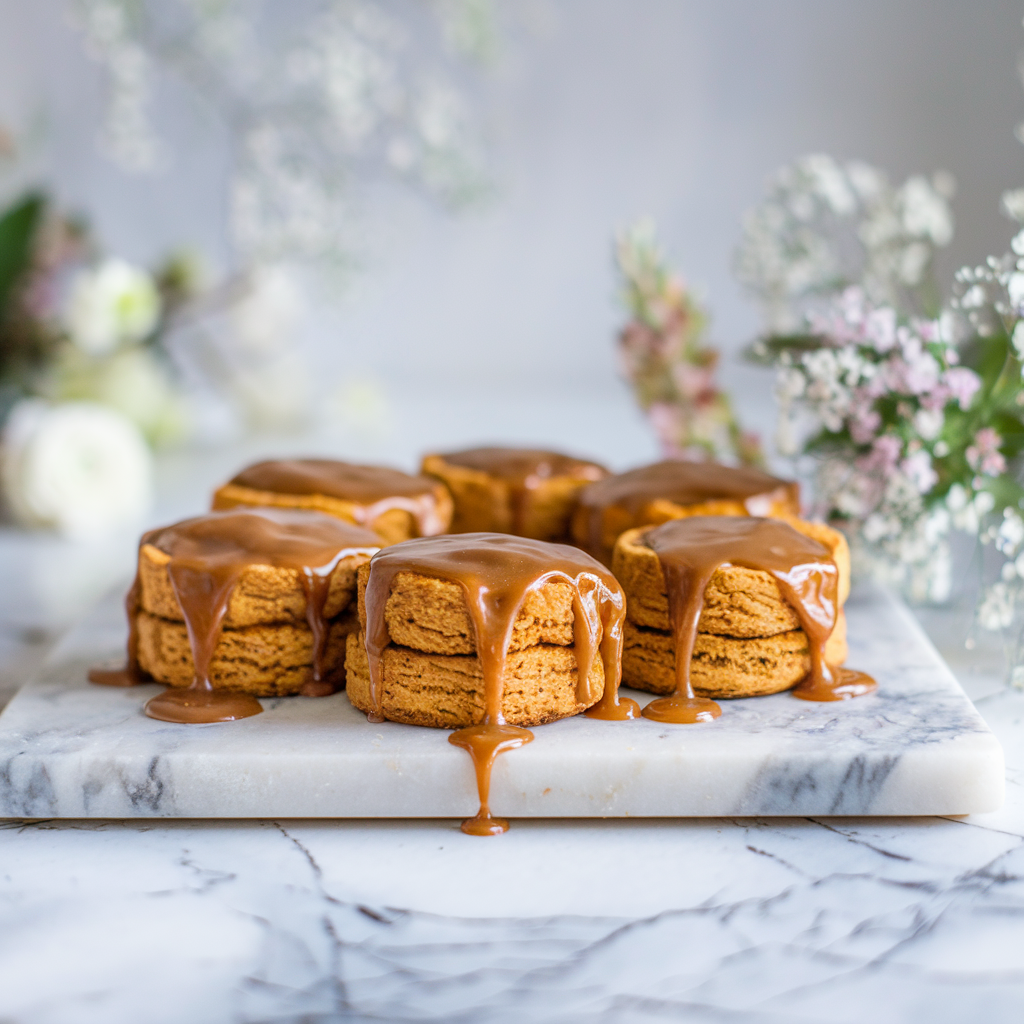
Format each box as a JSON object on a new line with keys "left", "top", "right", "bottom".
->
{"left": 3, "top": 1, "right": 1023, "bottom": 449}
{"left": 1, "top": 0, "right": 1023, "bottom": 685}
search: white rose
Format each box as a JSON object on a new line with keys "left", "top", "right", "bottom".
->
{"left": 65, "top": 258, "right": 161, "bottom": 355}
{"left": 1, "top": 401, "right": 153, "bottom": 539}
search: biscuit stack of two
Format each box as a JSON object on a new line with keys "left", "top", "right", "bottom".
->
{"left": 134, "top": 541, "right": 366, "bottom": 697}
{"left": 613, "top": 517, "right": 851, "bottom": 699}
{"left": 345, "top": 566, "right": 605, "bottom": 728}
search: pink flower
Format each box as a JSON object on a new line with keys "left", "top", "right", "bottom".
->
{"left": 966, "top": 428, "right": 1006, "bottom": 476}
{"left": 858, "top": 433, "right": 902, "bottom": 474}
{"left": 848, "top": 403, "right": 881, "bottom": 444}
{"left": 901, "top": 450, "right": 938, "bottom": 494}
{"left": 648, "top": 402, "right": 683, "bottom": 452}
{"left": 671, "top": 362, "right": 718, "bottom": 404}
{"left": 864, "top": 306, "right": 897, "bottom": 351}
{"left": 942, "top": 367, "right": 981, "bottom": 410}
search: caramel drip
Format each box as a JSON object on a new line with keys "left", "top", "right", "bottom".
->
{"left": 440, "top": 447, "right": 607, "bottom": 535}
{"left": 297, "top": 569, "right": 337, "bottom": 697}
{"left": 576, "top": 460, "right": 800, "bottom": 559}
{"left": 641, "top": 517, "right": 874, "bottom": 723}
{"left": 224, "top": 458, "right": 447, "bottom": 537}
{"left": 92, "top": 508, "right": 379, "bottom": 723}
{"left": 362, "top": 533, "right": 636, "bottom": 834}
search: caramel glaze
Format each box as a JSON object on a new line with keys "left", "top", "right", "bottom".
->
{"left": 91, "top": 508, "right": 380, "bottom": 723}
{"left": 222, "top": 458, "right": 448, "bottom": 537}
{"left": 438, "top": 446, "right": 607, "bottom": 536}
{"left": 575, "top": 459, "right": 800, "bottom": 560}
{"left": 641, "top": 516, "right": 875, "bottom": 724}
{"left": 362, "top": 533, "right": 638, "bottom": 835}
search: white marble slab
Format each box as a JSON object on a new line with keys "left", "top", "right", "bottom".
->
{"left": 0, "top": 585, "right": 1004, "bottom": 819}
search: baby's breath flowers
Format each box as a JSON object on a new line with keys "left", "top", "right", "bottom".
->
{"left": 741, "top": 154, "right": 1024, "bottom": 612}
{"left": 616, "top": 220, "right": 762, "bottom": 466}
{"left": 70, "top": 0, "right": 497, "bottom": 270}
{"left": 736, "top": 154, "right": 954, "bottom": 332}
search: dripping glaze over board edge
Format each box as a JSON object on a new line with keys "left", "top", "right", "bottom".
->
{"left": 360, "top": 534, "right": 639, "bottom": 836}
{"left": 89, "top": 508, "right": 381, "bottom": 723}
{"left": 639, "top": 516, "right": 875, "bottom": 724}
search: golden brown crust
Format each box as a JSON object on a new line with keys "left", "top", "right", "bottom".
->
{"left": 345, "top": 631, "right": 603, "bottom": 727}
{"left": 211, "top": 481, "right": 453, "bottom": 545}
{"left": 612, "top": 517, "right": 851, "bottom": 635}
{"left": 420, "top": 453, "right": 599, "bottom": 541}
{"left": 571, "top": 495, "right": 797, "bottom": 566}
{"left": 621, "top": 613, "right": 847, "bottom": 699}
{"left": 135, "top": 610, "right": 356, "bottom": 696}
{"left": 137, "top": 542, "right": 367, "bottom": 628}
{"left": 355, "top": 561, "right": 578, "bottom": 655}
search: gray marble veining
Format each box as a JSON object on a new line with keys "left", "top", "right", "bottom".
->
{"left": 0, "top": 585, "right": 1004, "bottom": 819}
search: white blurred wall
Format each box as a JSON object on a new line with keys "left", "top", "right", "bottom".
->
{"left": 2, "top": 0, "right": 1024, "bottom": 455}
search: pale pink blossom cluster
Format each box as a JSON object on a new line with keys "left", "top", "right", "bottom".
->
{"left": 775, "top": 287, "right": 993, "bottom": 600}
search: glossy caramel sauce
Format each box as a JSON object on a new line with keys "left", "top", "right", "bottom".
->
{"left": 641, "top": 516, "right": 875, "bottom": 723}
{"left": 91, "top": 508, "right": 380, "bottom": 723}
{"left": 437, "top": 447, "right": 606, "bottom": 536}
{"left": 362, "top": 533, "right": 637, "bottom": 834}
{"left": 220, "top": 458, "right": 448, "bottom": 537}
{"left": 575, "top": 459, "right": 800, "bottom": 559}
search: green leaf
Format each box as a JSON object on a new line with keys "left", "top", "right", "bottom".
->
{"left": 0, "top": 192, "right": 46, "bottom": 321}
{"left": 743, "top": 333, "right": 824, "bottom": 365}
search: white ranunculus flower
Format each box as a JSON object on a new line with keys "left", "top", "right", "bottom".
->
{"left": 65, "top": 258, "right": 162, "bottom": 355}
{"left": 1, "top": 401, "right": 153, "bottom": 539}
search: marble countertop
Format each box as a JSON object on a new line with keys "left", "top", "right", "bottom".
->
{"left": 1, "top": 404, "right": 1023, "bottom": 1023}
{"left": 3, "top": 574, "right": 1022, "bottom": 1023}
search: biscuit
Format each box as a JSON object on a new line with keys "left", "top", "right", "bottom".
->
{"left": 136, "top": 610, "right": 356, "bottom": 696}
{"left": 345, "top": 631, "right": 604, "bottom": 728}
{"left": 421, "top": 449, "right": 606, "bottom": 541}
{"left": 212, "top": 460, "right": 453, "bottom": 545}
{"left": 138, "top": 542, "right": 364, "bottom": 628}
{"left": 621, "top": 613, "right": 848, "bottom": 699}
{"left": 612, "top": 517, "right": 851, "bottom": 635}
{"left": 570, "top": 461, "right": 800, "bottom": 564}
{"left": 354, "top": 562, "right": 576, "bottom": 654}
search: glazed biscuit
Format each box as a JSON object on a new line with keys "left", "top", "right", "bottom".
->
{"left": 345, "top": 631, "right": 605, "bottom": 728}
{"left": 355, "top": 562, "right": 576, "bottom": 655}
{"left": 570, "top": 460, "right": 801, "bottom": 564}
{"left": 212, "top": 482, "right": 453, "bottom": 546}
{"left": 612, "top": 518, "right": 850, "bottom": 635}
{"left": 421, "top": 448, "right": 607, "bottom": 541}
{"left": 137, "top": 542, "right": 364, "bottom": 628}
{"left": 212, "top": 459, "right": 453, "bottom": 545}
{"left": 136, "top": 610, "right": 356, "bottom": 697}
{"left": 621, "top": 613, "right": 848, "bottom": 699}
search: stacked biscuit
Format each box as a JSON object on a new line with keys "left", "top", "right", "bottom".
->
{"left": 135, "top": 544, "right": 371, "bottom": 697}
{"left": 345, "top": 564, "right": 606, "bottom": 727}
{"left": 213, "top": 480, "right": 452, "bottom": 546}
{"left": 613, "top": 517, "right": 850, "bottom": 699}
{"left": 421, "top": 450, "right": 606, "bottom": 541}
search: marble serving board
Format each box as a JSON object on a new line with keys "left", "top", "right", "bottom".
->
{"left": 0, "top": 584, "right": 1004, "bottom": 819}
